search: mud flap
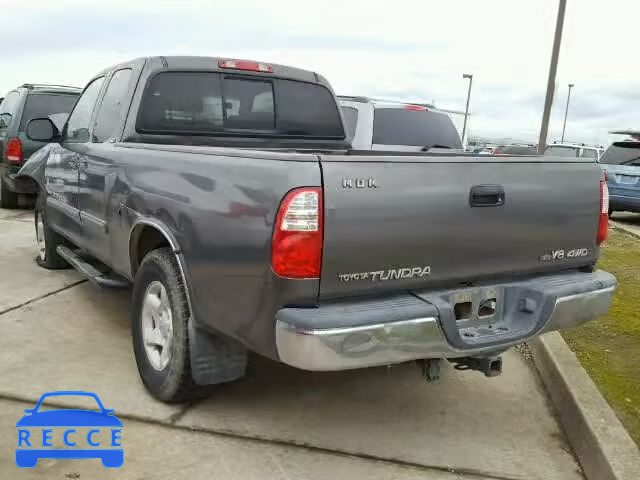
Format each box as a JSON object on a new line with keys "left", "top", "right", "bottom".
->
{"left": 188, "top": 319, "right": 248, "bottom": 385}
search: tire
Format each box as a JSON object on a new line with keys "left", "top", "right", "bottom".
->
{"left": 0, "top": 176, "right": 19, "bottom": 209}
{"left": 34, "top": 196, "right": 71, "bottom": 269}
{"left": 608, "top": 208, "right": 615, "bottom": 217}
{"left": 131, "top": 248, "right": 198, "bottom": 403}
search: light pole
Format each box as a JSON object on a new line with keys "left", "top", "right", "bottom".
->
{"left": 561, "top": 83, "right": 574, "bottom": 143}
{"left": 461, "top": 73, "right": 473, "bottom": 148}
{"left": 538, "top": 0, "right": 568, "bottom": 153}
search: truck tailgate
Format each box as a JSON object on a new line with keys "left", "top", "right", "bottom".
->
{"left": 319, "top": 155, "right": 602, "bottom": 299}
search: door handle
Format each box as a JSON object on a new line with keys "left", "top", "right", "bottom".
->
{"left": 469, "top": 185, "right": 505, "bottom": 207}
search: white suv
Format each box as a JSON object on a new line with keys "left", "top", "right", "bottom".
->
{"left": 544, "top": 142, "right": 604, "bottom": 160}
{"left": 338, "top": 96, "right": 463, "bottom": 152}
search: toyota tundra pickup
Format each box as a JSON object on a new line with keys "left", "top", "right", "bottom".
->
{"left": 15, "top": 56, "right": 616, "bottom": 403}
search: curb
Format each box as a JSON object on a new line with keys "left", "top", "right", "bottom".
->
{"left": 610, "top": 220, "right": 640, "bottom": 240}
{"left": 529, "top": 332, "right": 640, "bottom": 480}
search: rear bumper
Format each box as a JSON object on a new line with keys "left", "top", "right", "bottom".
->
{"left": 275, "top": 270, "right": 616, "bottom": 371}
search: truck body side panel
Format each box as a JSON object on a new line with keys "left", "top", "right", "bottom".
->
{"left": 114, "top": 145, "right": 322, "bottom": 358}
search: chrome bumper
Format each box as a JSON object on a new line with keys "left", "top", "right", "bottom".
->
{"left": 275, "top": 270, "right": 616, "bottom": 371}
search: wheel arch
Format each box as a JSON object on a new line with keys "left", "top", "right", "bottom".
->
{"left": 128, "top": 219, "right": 180, "bottom": 277}
{"left": 128, "top": 218, "right": 196, "bottom": 323}
{"left": 12, "top": 143, "right": 55, "bottom": 195}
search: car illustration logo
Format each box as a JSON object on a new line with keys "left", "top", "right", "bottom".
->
{"left": 15, "top": 391, "right": 123, "bottom": 468}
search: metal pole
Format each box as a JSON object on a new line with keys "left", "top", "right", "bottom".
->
{"left": 561, "top": 83, "right": 574, "bottom": 143}
{"left": 461, "top": 73, "right": 473, "bottom": 147}
{"left": 538, "top": 0, "right": 567, "bottom": 154}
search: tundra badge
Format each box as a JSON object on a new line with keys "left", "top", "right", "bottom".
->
{"left": 337, "top": 266, "right": 431, "bottom": 282}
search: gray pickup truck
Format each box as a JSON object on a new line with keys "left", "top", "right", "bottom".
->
{"left": 15, "top": 56, "right": 616, "bottom": 403}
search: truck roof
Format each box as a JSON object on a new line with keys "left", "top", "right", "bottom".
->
{"left": 95, "top": 56, "right": 329, "bottom": 86}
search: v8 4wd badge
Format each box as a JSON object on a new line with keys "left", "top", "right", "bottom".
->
{"left": 539, "top": 248, "right": 589, "bottom": 262}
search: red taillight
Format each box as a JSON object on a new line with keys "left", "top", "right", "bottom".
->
{"left": 597, "top": 176, "right": 609, "bottom": 245}
{"left": 271, "top": 187, "right": 323, "bottom": 279}
{"left": 6, "top": 138, "right": 23, "bottom": 164}
{"left": 218, "top": 59, "right": 273, "bottom": 73}
{"left": 403, "top": 105, "right": 427, "bottom": 111}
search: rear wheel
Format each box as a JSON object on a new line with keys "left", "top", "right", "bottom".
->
{"left": 0, "top": 176, "right": 19, "bottom": 209}
{"left": 131, "top": 248, "right": 198, "bottom": 403}
{"left": 34, "top": 196, "right": 70, "bottom": 269}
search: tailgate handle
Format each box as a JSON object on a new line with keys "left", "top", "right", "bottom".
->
{"left": 469, "top": 185, "right": 505, "bottom": 207}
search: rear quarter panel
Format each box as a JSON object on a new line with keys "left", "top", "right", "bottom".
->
{"left": 115, "top": 145, "right": 322, "bottom": 358}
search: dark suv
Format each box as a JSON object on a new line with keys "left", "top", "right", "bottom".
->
{"left": 0, "top": 84, "right": 80, "bottom": 208}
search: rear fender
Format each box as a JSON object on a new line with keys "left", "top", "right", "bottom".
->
{"left": 128, "top": 217, "right": 244, "bottom": 385}
{"left": 128, "top": 216, "right": 197, "bottom": 328}
{"left": 13, "top": 143, "right": 58, "bottom": 194}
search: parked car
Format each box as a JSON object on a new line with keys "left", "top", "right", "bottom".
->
{"left": 493, "top": 144, "right": 538, "bottom": 155}
{"left": 544, "top": 142, "right": 604, "bottom": 160}
{"left": 338, "top": 96, "right": 462, "bottom": 151}
{"left": 599, "top": 133, "right": 640, "bottom": 214}
{"left": 16, "top": 56, "right": 616, "bottom": 403}
{"left": 0, "top": 84, "right": 80, "bottom": 208}
{"left": 479, "top": 145, "right": 500, "bottom": 155}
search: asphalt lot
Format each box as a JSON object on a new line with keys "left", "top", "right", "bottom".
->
{"left": 0, "top": 207, "right": 584, "bottom": 480}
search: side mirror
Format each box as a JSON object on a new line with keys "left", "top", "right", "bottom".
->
{"left": 26, "top": 118, "right": 60, "bottom": 142}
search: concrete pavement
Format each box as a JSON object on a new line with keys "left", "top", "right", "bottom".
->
{"left": 0, "top": 208, "right": 584, "bottom": 479}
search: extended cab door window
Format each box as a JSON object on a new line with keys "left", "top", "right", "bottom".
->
{"left": 93, "top": 69, "right": 133, "bottom": 142}
{"left": 64, "top": 77, "right": 105, "bottom": 143}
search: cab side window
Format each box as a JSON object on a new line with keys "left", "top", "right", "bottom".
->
{"left": 65, "top": 77, "right": 104, "bottom": 143}
{"left": 93, "top": 69, "right": 132, "bottom": 142}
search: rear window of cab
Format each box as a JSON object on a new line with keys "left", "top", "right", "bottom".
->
{"left": 137, "top": 71, "right": 344, "bottom": 138}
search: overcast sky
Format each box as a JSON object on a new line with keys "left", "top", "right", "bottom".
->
{"left": 2, "top": 0, "right": 638, "bottom": 145}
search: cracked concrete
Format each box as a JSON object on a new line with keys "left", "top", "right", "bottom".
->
{"left": 0, "top": 208, "right": 584, "bottom": 479}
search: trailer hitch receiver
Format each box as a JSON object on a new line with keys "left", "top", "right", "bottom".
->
{"left": 452, "top": 355, "right": 503, "bottom": 377}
